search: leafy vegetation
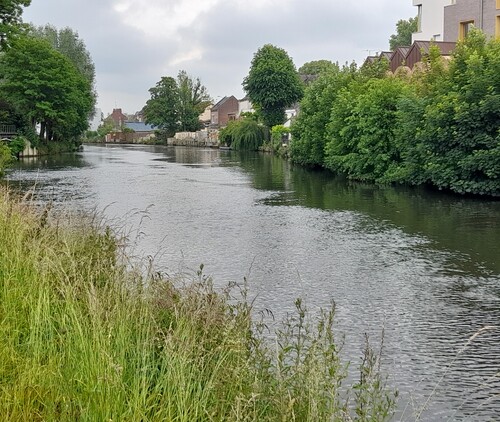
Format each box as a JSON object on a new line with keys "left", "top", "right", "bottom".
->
{"left": 243, "top": 44, "right": 304, "bottom": 129}
{"left": 389, "top": 17, "right": 418, "bottom": 50}
{"left": 219, "top": 117, "right": 266, "bottom": 150}
{"left": 0, "top": 188, "right": 396, "bottom": 420}
{"left": 290, "top": 29, "right": 500, "bottom": 197}
{"left": 0, "top": 0, "right": 31, "bottom": 50}
{"left": 0, "top": 36, "right": 94, "bottom": 143}
{"left": 143, "top": 71, "right": 211, "bottom": 137}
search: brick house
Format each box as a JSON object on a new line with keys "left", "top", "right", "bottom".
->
{"left": 210, "top": 96, "right": 239, "bottom": 128}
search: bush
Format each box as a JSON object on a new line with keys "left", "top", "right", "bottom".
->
{"left": 0, "top": 143, "right": 11, "bottom": 177}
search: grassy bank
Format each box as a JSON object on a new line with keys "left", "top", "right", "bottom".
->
{"left": 0, "top": 188, "right": 396, "bottom": 421}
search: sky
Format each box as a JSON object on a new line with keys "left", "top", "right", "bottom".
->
{"left": 23, "top": 0, "right": 415, "bottom": 116}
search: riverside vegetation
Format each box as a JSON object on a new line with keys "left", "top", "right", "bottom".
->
{"left": 290, "top": 30, "right": 499, "bottom": 197}
{"left": 0, "top": 188, "right": 396, "bottom": 421}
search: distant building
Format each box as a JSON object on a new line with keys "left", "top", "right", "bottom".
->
{"left": 105, "top": 121, "right": 155, "bottom": 143}
{"left": 412, "top": 0, "right": 454, "bottom": 43}
{"left": 237, "top": 97, "right": 254, "bottom": 118}
{"left": 210, "top": 96, "right": 239, "bottom": 128}
{"left": 444, "top": 0, "right": 500, "bottom": 41}
{"left": 106, "top": 108, "right": 128, "bottom": 130}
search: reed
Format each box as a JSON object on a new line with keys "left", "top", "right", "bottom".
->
{"left": 0, "top": 188, "right": 396, "bottom": 421}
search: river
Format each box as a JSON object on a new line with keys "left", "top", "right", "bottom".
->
{"left": 4, "top": 144, "right": 500, "bottom": 421}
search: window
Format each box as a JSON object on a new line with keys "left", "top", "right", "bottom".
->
{"left": 459, "top": 20, "right": 475, "bottom": 40}
{"left": 497, "top": 0, "right": 500, "bottom": 9}
{"left": 497, "top": 16, "right": 500, "bottom": 39}
{"left": 417, "top": 5, "right": 422, "bottom": 32}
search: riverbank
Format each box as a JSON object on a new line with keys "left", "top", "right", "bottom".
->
{"left": 0, "top": 187, "right": 396, "bottom": 421}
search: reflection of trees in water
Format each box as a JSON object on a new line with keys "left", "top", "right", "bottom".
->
{"left": 235, "top": 151, "right": 500, "bottom": 274}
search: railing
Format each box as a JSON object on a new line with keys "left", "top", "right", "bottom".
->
{"left": 0, "top": 124, "right": 16, "bottom": 135}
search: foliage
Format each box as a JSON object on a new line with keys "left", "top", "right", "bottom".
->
{"left": 143, "top": 71, "right": 211, "bottom": 136}
{"left": 298, "top": 60, "right": 338, "bottom": 85}
{"left": 219, "top": 118, "right": 266, "bottom": 151}
{"left": 29, "top": 24, "right": 97, "bottom": 112}
{"left": 143, "top": 76, "right": 179, "bottom": 137}
{"left": 0, "top": 189, "right": 397, "bottom": 420}
{"left": 324, "top": 77, "right": 410, "bottom": 182}
{"left": 0, "top": 0, "right": 31, "bottom": 50}
{"left": 0, "top": 35, "right": 94, "bottom": 143}
{"left": 291, "top": 28, "right": 499, "bottom": 196}
{"left": 389, "top": 17, "right": 418, "bottom": 50}
{"left": 290, "top": 63, "right": 356, "bottom": 167}
{"left": 270, "top": 125, "right": 290, "bottom": 151}
{"left": 243, "top": 44, "right": 304, "bottom": 128}
{"left": 0, "top": 143, "right": 11, "bottom": 176}
{"left": 176, "top": 70, "right": 211, "bottom": 132}
{"left": 413, "top": 30, "right": 500, "bottom": 195}
{"left": 7, "top": 135, "right": 25, "bottom": 158}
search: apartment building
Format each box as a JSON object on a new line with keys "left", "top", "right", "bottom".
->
{"left": 443, "top": 0, "right": 500, "bottom": 41}
{"left": 412, "top": 0, "right": 454, "bottom": 42}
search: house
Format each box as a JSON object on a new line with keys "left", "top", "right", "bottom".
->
{"left": 210, "top": 96, "right": 239, "bottom": 128}
{"left": 198, "top": 104, "right": 213, "bottom": 127}
{"left": 443, "top": 0, "right": 500, "bottom": 41}
{"left": 237, "top": 96, "right": 254, "bottom": 118}
{"left": 412, "top": 0, "right": 454, "bottom": 42}
{"left": 389, "top": 46, "right": 411, "bottom": 73}
{"left": 106, "top": 108, "right": 128, "bottom": 130}
{"left": 105, "top": 121, "right": 155, "bottom": 143}
{"left": 404, "top": 40, "right": 456, "bottom": 69}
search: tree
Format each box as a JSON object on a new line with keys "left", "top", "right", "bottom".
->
{"left": 30, "top": 24, "right": 97, "bottom": 114}
{"left": 176, "top": 70, "right": 211, "bottom": 132}
{"left": 243, "top": 44, "right": 304, "bottom": 128}
{"left": 143, "top": 76, "right": 180, "bottom": 137}
{"left": 0, "top": 0, "right": 31, "bottom": 50}
{"left": 0, "top": 36, "right": 94, "bottom": 142}
{"left": 389, "top": 17, "right": 417, "bottom": 50}
{"left": 298, "top": 60, "right": 337, "bottom": 85}
{"left": 290, "top": 63, "right": 356, "bottom": 167}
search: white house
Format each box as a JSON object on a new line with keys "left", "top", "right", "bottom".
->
{"left": 412, "top": 0, "right": 454, "bottom": 42}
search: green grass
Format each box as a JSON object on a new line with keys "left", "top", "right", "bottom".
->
{"left": 0, "top": 188, "right": 396, "bottom": 421}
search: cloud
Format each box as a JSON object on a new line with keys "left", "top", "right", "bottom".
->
{"left": 22, "top": 0, "right": 415, "bottom": 114}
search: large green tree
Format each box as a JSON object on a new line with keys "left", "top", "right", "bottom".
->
{"left": 243, "top": 44, "right": 304, "bottom": 128}
{"left": 0, "top": 0, "right": 30, "bottom": 50}
{"left": 176, "top": 70, "right": 211, "bottom": 132}
{"left": 389, "top": 17, "right": 417, "bottom": 50}
{"left": 143, "top": 76, "right": 180, "bottom": 137}
{"left": 29, "top": 25, "right": 97, "bottom": 118}
{"left": 0, "top": 36, "right": 94, "bottom": 142}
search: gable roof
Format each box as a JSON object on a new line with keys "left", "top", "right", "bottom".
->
{"left": 211, "top": 95, "right": 238, "bottom": 111}
{"left": 390, "top": 46, "right": 411, "bottom": 61}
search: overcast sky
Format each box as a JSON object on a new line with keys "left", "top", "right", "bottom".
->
{"left": 23, "top": 0, "right": 415, "bottom": 116}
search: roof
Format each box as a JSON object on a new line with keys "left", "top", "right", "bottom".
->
{"left": 124, "top": 122, "right": 155, "bottom": 132}
{"left": 379, "top": 51, "right": 392, "bottom": 61}
{"left": 390, "top": 46, "right": 411, "bottom": 61}
{"left": 211, "top": 95, "right": 238, "bottom": 111}
{"left": 410, "top": 41, "right": 456, "bottom": 56}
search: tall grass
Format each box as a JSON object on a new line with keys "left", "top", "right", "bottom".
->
{"left": 0, "top": 188, "right": 396, "bottom": 421}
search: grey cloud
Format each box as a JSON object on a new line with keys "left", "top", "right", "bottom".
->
{"left": 22, "top": 0, "right": 415, "bottom": 113}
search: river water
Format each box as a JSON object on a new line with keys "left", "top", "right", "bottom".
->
{"left": 4, "top": 144, "right": 500, "bottom": 421}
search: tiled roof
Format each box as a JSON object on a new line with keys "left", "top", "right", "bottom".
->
{"left": 124, "top": 122, "right": 155, "bottom": 132}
